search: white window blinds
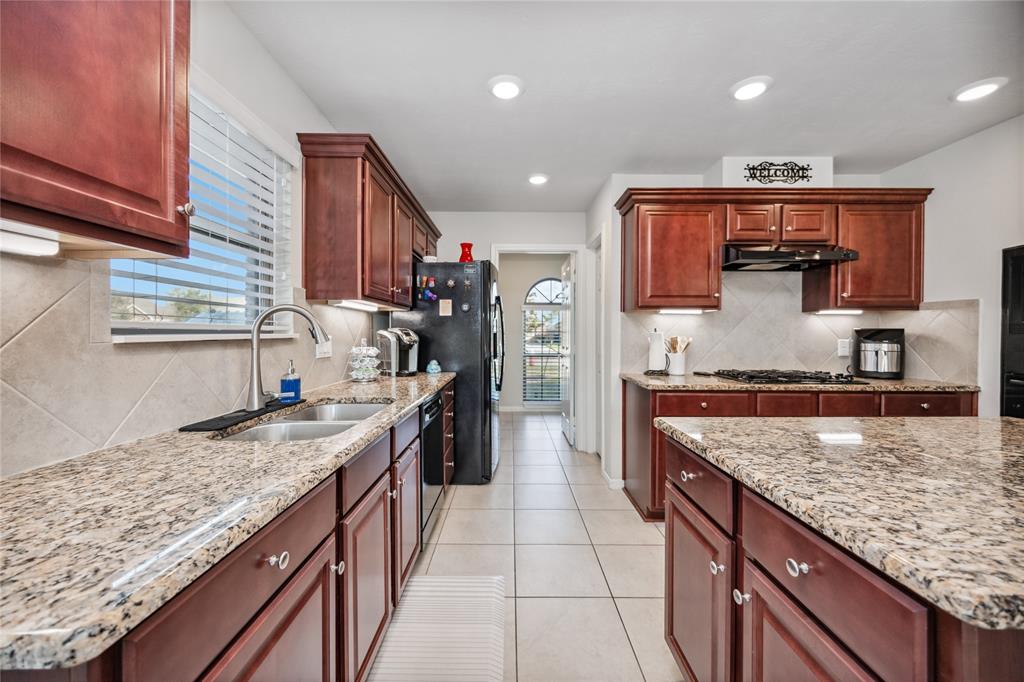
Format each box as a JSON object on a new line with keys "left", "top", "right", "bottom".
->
{"left": 111, "top": 91, "right": 292, "bottom": 334}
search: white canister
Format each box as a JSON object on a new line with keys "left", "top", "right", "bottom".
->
{"left": 667, "top": 352, "right": 686, "bottom": 376}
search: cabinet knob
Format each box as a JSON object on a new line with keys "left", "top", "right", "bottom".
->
{"left": 267, "top": 551, "right": 290, "bottom": 570}
{"left": 700, "top": 402, "right": 708, "bottom": 409}
{"left": 732, "top": 589, "right": 751, "bottom": 605}
{"left": 785, "top": 558, "right": 810, "bottom": 577}
{"left": 445, "top": 433, "right": 454, "bottom": 440}
{"left": 709, "top": 561, "right": 725, "bottom": 576}
{"left": 400, "top": 477, "right": 406, "bottom": 487}
{"left": 331, "top": 561, "right": 346, "bottom": 576}
{"left": 713, "top": 292, "right": 720, "bottom": 298}
{"left": 841, "top": 292, "right": 850, "bottom": 298}
{"left": 445, "top": 411, "right": 454, "bottom": 417}
{"left": 389, "top": 489, "right": 400, "bottom": 500}
{"left": 445, "top": 461, "right": 455, "bottom": 468}
{"left": 176, "top": 202, "right": 196, "bottom": 217}
{"left": 680, "top": 470, "right": 696, "bottom": 482}
{"left": 920, "top": 402, "right": 930, "bottom": 411}
{"left": 769, "top": 225, "right": 777, "bottom": 232}
{"left": 785, "top": 226, "right": 794, "bottom": 231}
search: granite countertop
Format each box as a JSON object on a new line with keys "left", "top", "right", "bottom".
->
{"left": 654, "top": 416, "right": 1023, "bottom": 630}
{"left": 622, "top": 372, "right": 980, "bottom": 392}
{"left": 0, "top": 373, "right": 455, "bottom": 670}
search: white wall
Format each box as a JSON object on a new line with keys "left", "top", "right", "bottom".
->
{"left": 881, "top": 115, "right": 1024, "bottom": 416}
{"left": 429, "top": 211, "right": 586, "bottom": 262}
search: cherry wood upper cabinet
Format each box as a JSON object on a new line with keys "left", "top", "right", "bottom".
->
{"left": 622, "top": 203, "right": 724, "bottom": 310}
{"left": 726, "top": 204, "right": 777, "bottom": 242}
{"left": 665, "top": 482, "right": 734, "bottom": 682}
{"left": 340, "top": 473, "right": 392, "bottom": 682}
{"left": 0, "top": 0, "right": 191, "bottom": 258}
{"left": 299, "top": 134, "right": 442, "bottom": 308}
{"left": 780, "top": 203, "right": 835, "bottom": 242}
{"left": 803, "top": 202, "right": 925, "bottom": 311}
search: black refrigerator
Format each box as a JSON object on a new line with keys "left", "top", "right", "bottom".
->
{"left": 392, "top": 261, "right": 505, "bottom": 483}
{"left": 1001, "top": 245, "right": 1024, "bottom": 417}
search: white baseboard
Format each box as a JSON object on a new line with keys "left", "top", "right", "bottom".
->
{"left": 600, "top": 457, "right": 624, "bottom": 489}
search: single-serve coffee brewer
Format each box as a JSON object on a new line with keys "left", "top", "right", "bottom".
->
{"left": 377, "top": 328, "right": 419, "bottom": 377}
{"left": 850, "top": 328, "right": 905, "bottom": 379}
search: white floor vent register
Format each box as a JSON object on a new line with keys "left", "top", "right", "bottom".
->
{"left": 368, "top": 576, "right": 505, "bottom": 681}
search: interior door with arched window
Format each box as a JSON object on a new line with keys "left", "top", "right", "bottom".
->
{"left": 522, "top": 277, "right": 565, "bottom": 406}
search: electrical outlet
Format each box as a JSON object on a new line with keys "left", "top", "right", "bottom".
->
{"left": 837, "top": 338, "right": 851, "bottom": 358}
{"left": 315, "top": 338, "right": 333, "bottom": 359}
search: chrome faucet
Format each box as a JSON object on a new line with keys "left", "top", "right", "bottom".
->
{"left": 245, "top": 304, "right": 331, "bottom": 411}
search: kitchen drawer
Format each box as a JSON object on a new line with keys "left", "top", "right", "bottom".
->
{"left": 665, "top": 437, "right": 734, "bottom": 534}
{"left": 393, "top": 411, "right": 419, "bottom": 458}
{"left": 444, "top": 420, "right": 455, "bottom": 451}
{"left": 442, "top": 383, "right": 454, "bottom": 407}
{"left": 881, "top": 392, "right": 964, "bottom": 416}
{"left": 755, "top": 392, "right": 817, "bottom": 416}
{"left": 121, "top": 477, "right": 337, "bottom": 682}
{"left": 443, "top": 401, "right": 454, "bottom": 431}
{"left": 340, "top": 430, "right": 392, "bottom": 516}
{"left": 443, "top": 443, "right": 455, "bottom": 487}
{"left": 741, "top": 489, "right": 929, "bottom": 682}
{"left": 819, "top": 392, "right": 879, "bottom": 416}
{"left": 656, "top": 392, "right": 753, "bottom": 417}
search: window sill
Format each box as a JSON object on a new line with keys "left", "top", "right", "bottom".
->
{"left": 111, "top": 332, "right": 299, "bottom": 345}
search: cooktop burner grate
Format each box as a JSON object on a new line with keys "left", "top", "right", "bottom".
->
{"left": 710, "top": 369, "right": 868, "bottom": 385}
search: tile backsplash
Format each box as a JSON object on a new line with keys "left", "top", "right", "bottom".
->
{"left": 0, "top": 254, "right": 371, "bottom": 476}
{"left": 622, "top": 271, "right": 978, "bottom": 384}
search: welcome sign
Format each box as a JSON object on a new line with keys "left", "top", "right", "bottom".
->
{"left": 705, "top": 156, "right": 834, "bottom": 187}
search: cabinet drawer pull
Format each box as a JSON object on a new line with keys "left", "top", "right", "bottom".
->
{"left": 700, "top": 402, "right": 708, "bottom": 409}
{"left": 785, "top": 558, "right": 810, "bottom": 577}
{"left": 445, "top": 461, "right": 455, "bottom": 468}
{"left": 445, "top": 433, "right": 454, "bottom": 440}
{"left": 769, "top": 225, "right": 777, "bottom": 232}
{"left": 389, "top": 489, "right": 399, "bottom": 500}
{"left": 680, "top": 470, "right": 696, "bottom": 482}
{"left": 920, "top": 402, "right": 930, "bottom": 411}
{"left": 841, "top": 292, "right": 850, "bottom": 298}
{"left": 445, "top": 411, "right": 454, "bottom": 417}
{"left": 176, "top": 202, "right": 196, "bottom": 217}
{"left": 709, "top": 561, "right": 725, "bottom": 576}
{"left": 732, "top": 589, "right": 751, "bottom": 605}
{"left": 331, "top": 561, "right": 346, "bottom": 576}
{"left": 267, "top": 551, "right": 290, "bottom": 570}
{"left": 785, "top": 225, "right": 794, "bottom": 231}
{"left": 713, "top": 292, "right": 720, "bottom": 298}
{"left": 399, "top": 477, "right": 406, "bottom": 487}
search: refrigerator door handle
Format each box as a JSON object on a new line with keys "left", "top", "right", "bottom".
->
{"left": 495, "top": 294, "right": 505, "bottom": 392}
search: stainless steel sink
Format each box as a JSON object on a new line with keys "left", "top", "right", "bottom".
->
{"left": 222, "top": 421, "right": 358, "bottom": 442}
{"left": 278, "top": 402, "right": 389, "bottom": 422}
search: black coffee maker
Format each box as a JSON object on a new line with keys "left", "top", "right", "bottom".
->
{"left": 850, "top": 328, "right": 905, "bottom": 379}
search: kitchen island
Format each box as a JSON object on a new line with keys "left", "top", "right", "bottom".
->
{"left": 0, "top": 373, "right": 455, "bottom": 677}
{"left": 655, "top": 415, "right": 1023, "bottom": 681}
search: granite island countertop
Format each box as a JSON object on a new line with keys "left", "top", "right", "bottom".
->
{"left": 0, "top": 373, "right": 455, "bottom": 670}
{"left": 623, "top": 372, "right": 980, "bottom": 392}
{"left": 654, "top": 416, "right": 1023, "bottom": 630}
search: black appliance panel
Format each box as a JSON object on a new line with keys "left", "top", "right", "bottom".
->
{"left": 1002, "top": 246, "right": 1024, "bottom": 417}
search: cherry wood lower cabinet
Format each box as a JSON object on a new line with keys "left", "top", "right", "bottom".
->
{"left": 622, "top": 381, "right": 977, "bottom": 521}
{"left": 391, "top": 440, "right": 421, "bottom": 606}
{"left": 339, "top": 474, "right": 392, "bottom": 682}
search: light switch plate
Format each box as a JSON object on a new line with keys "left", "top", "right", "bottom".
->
{"left": 837, "top": 338, "right": 851, "bottom": 358}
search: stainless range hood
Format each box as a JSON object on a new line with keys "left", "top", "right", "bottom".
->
{"left": 722, "top": 245, "right": 859, "bottom": 271}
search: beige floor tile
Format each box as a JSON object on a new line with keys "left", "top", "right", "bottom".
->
{"left": 552, "top": 439, "right": 574, "bottom": 452}
{"left": 497, "top": 451, "right": 514, "bottom": 466}
{"left": 514, "top": 484, "right": 577, "bottom": 509}
{"left": 582, "top": 510, "right": 665, "bottom": 545}
{"left": 596, "top": 545, "right": 665, "bottom": 597}
{"left": 505, "top": 598, "right": 517, "bottom": 682}
{"left": 428, "top": 544, "right": 516, "bottom": 596}
{"left": 411, "top": 543, "right": 435, "bottom": 576}
{"left": 516, "top": 598, "right": 644, "bottom": 682}
{"left": 571, "top": 484, "right": 635, "bottom": 510}
{"left": 563, "top": 465, "right": 607, "bottom": 484}
{"left": 511, "top": 423, "right": 551, "bottom": 433}
{"left": 490, "top": 465, "right": 514, "bottom": 484}
{"left": 557, "top": 449, "right": 603, "bottom": 467}
{"left": 515, "top": 434, "right": 556, "bottom": 450}
{"left": 513, "top": 465, "right": 566, "bottom": 484}
{"left": 516, "top": 545, "right": 610, "bottom": 597}
{"left": 512, "top": 450, "right": 560, "bottom": 466}
{"left": 438, "top": 509, "right": 514, "bottom": 544}
{"left": 451, "top": 484, "right": 514, "bottom": 509}
{"left": 424, "top": 507, "right": 448, "bottom": 544}
{"left": 616, "top": 598, "right": 686, "bottom": 682}
{"left": 500, "top": 440, "right": 515, "bottom": 452}
{"left": 514, "top": 509, "right": 590, "bottom": 544}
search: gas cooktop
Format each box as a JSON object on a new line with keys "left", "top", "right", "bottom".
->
{"left": 704, "top": 369, "right": 869, "bottom": 385}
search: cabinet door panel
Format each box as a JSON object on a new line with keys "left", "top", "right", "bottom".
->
{"left": 726, "top": 204, "right": 777, "bottom": 242}
{"left": 637, "top": 204, "right": 724, "bottom": 308}
{"left": 201, "top": 535, "right": 336, "bottom": 682}
{"left": 363, "top": 166, "right": 395, "bottom": 304}
{"left": 340, "top": 475, "right": 392, "bottom": 682}
{"left": 780, "top": 204, "right": 835, "bottom": 243}
{"left": 836, "top": 204, "right": 922, "bottom": 308}
{"left": 393, "top": 198, "right": 414, "bottom": 307}
{"left": 665, "top": 482, "right": 733, "bottom": 682}
{"left": 391, "top": 441, "right": 421, "bottom": 605}
{"left": 0, "top": 0, "right": 189, "bottom": 250}
{"left": 755, "top": 392, "right": 818, "bottom": 417}
{"left": 739, "top": 559, "right": 874, "bottom": 682}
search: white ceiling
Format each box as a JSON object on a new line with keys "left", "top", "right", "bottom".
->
{"left": 228, "top": 1, "right": 1024, "bottom": 211}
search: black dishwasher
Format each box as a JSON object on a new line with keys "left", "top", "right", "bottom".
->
{"left": 420, "top": 393, "right": 446, "bottom": 542}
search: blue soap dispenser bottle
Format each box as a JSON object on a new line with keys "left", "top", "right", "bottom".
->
{"left": 280, "top": 359, "right": 301, "bottom": 404}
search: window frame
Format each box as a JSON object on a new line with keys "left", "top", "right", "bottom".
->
{"left": 521, "top": 278, "right": 565, "bottom": 404}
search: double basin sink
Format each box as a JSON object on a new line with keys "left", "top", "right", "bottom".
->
{"left": 224, "top": 402, "right": 389, "bottom": 443}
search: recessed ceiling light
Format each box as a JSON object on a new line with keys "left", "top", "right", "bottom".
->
{"left": 528, "top": 174, "right": 548, "bottom": 185}
{"left": 488, "top": 75, "right": 523, "bottom": 100}
{"left": 730, "top": 76, "right": 773, "bottom": 101}
{"left": 952, "top": 77, "right": 1008, "bottom": 102}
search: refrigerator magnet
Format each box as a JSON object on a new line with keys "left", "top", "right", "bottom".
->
{"left": 439, "top": 299, "right": 453, "bottom": 316}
